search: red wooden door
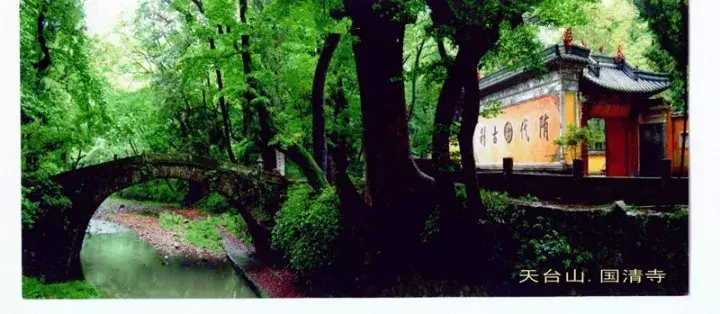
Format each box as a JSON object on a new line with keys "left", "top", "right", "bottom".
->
{"left": 605, "top": 119, "right": 629, "bottom": 176}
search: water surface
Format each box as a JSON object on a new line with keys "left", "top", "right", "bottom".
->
{"left": 81, "top": 220, "right": 257, "bottom": 298}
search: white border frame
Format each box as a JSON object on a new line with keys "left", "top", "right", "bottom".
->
{"left": 2, "top": 0, "right": 720, "bottom": 313}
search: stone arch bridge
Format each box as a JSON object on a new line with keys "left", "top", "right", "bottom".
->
{"left": 22, "top": 154, "right": 286, "bottom": 283}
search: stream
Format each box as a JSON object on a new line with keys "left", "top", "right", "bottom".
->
{"left": 81, "top": 218, "right": 257, "bottom": 298}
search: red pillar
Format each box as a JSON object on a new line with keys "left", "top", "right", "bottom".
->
{"left": 627, "top": 115, "right": 639, "bottom": 176}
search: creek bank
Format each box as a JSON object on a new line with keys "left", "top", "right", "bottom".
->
{"left": 92, "top": 199, "right": 226, "bottom": 267}
{"left": 218, "top": 226, "right": 303, "bottom": 298}
{"left": 90, "top": 198, "right": 301, "bottom": 298}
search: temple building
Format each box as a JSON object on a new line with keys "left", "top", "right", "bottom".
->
{"left": 474, "top": 38, "right": 689, "bottom": 177}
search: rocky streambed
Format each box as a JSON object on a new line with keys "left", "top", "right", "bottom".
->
{"left": 90, "top": 198, "right": 226, "bottom": 266}
{"left": 81, "top": 198, "right": 259, "bottom": 298}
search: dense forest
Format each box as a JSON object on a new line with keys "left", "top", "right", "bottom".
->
{"left": 21, "top": 0, "right": 688, "bottom": 297}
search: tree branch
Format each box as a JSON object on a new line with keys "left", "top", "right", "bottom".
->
{"left": 253, "top": 99, "right": 329, "bottom": 190}
{"left": 312, "top": 33, "right": 341, "bottom": 176}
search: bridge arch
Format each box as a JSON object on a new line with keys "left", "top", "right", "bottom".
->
{"left": 22, "top": 154, "right": 285, "bottom": 283}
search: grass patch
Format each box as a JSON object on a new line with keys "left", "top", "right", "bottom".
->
{"left": 159, "top": 212, "right": 250, "bottom": 251}
{"left": 22, "top": 276, "right": 104, "bottom": 299}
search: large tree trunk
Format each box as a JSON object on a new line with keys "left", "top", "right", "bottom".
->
{"left": 311, "top": 33, "right": 341, "bottom": 176}
{"left": 458, "top": 47, "right": 486, "bottom": 218}
{"left": 344, "top": 1, "right": 435, "bottom": 269}
{"left": 238, "top": 0, "right": 276, "bottom": 170}
{"left": 431, "top": 35, "right": 490, "bottom": 226}
{"left": 427, "top": 0, "right": 505, "bottom": 219}
{"left": 328, "top": 77, "right": 368, "bottom": 229}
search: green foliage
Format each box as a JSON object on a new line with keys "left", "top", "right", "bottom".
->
{"left": 514, "top": 218, "right": 594, "bottom": 272}
{"left": 159, "top": 211, "right": 187, "bottom": 230}
{"left": 21, "top": 0, "right": 109, "bottom": 225}
{"left": 481, "top": 190, "right": 513, "bottom": 214}
{"left": 22, "top": 276, "right": 104, "bottom": 299}
{"left": 271, "top": 184, "right": 342, "bottom": 275}
{"left": 421, "top": 207, "right": 441, "bottom": 244}
{"left": 196, "top": 192, "right": 231, "bottom": 213}
{"left": 481, "top": 190, "right": 595, "bottom": 273}
{"left": 564, "top": 0, "right": 656, "bottom": 69}
{"left": 159, "top": 211, "right": 250, "bottom": 250}
{"left": 21, "top": 174, "right": 71, "bottom": 228}
{"left": 481, "top": 23, "right": 546, "bottom": 75}
{"left": 552, "top": 124, "right": 596, "bottom": 160}
{"left": 115, "top": 180, "right": 188, "bottom": 204}
{"left": 520, "top": 194, "right": 541, "bottom": 202}
{"left": 185, "top": 214, "right": 247, "bottom": 250}
{"left": 633, "top": 0, "right": 687, "bottom": 111}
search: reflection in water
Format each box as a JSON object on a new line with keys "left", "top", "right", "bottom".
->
{"left": 81, "top": 223, "right": 256, "bottom": 298}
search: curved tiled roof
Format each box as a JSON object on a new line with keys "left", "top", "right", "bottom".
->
{"left": 583, "top": 54, "right": 672, "bottom": 93}
{"left": 478, "top": 44, "right": 672, "bottom": 95}
{"left": 478, "top": 44, "right": 590, "bottom": 91}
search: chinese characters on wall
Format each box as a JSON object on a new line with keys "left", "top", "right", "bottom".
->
{"left": 473, "top": 95, "right": 561, "bottom": 165}
{"left": 476, "top": 112, "right": 552, "bottom": 148}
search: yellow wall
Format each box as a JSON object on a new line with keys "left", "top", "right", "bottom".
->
{"left": 473, "top": 95, "right": 562, "bottom": 165}
{"left": 562, "top": 91, "right": 577, "bottom": 163}
{"left": 588, "top": 154, "right": 606, "bottom": 175}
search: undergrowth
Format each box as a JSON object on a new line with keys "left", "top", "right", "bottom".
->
{"left": 22, "top": 276, "right": 104, "bottom": 299}
{"left": 159, "top": 211, "right": 250, "bottom": 251}
{"left": 271, "top": 184, "right": 342, "bottom": 275}
{"left": 114, "top": 179, "right": 187, "bottom": 204}
{"left": 196, "top": 192, "right": 231, "bottom": 213}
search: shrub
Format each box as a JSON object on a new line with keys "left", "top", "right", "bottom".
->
{"left": 552, "top": 124, "right": 591, "bottom": 160}
{"left": 271, "top": 184, "right": 342, "bottom": 275}
{"left": 481, "top": 190, "right": 511, "bottom": 213}
{"left": 480, "top": 190, "right": 595, "bottom": 274}
{"left": 22, "top": 276, "right": 104, "bottom": 299}
{"left": 21, "top": 176, "right": 71, "bottom": 228}
{"left": 159, "top": 211, "right": 187, "bottom": 230}
{"left": 519, "top": 193, "right": 540, "bottom": 202}
{"left": 196, "top": 192, "right": 231, "bottom": 214}
{"left": 115, "top": 179, "right": 187, "bottom": 203}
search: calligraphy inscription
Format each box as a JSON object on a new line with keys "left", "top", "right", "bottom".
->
{"left": 476, "top": 113, "right": 551, "bottom": 147}
{"left": 473, "top": 95, "right": 560, "bottom": 165}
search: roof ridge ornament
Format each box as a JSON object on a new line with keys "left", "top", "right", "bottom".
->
{"left": 563, "top": 27, "right": 573, "bottom": 48}
{"left": 615, "top": 44, "right": 624, "bottom": 64}
{"left": 598, "top": 45, "right": 605, "bottom": 55}
{"left": 581, "top": 40, "right": 587, "bottom": 47}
